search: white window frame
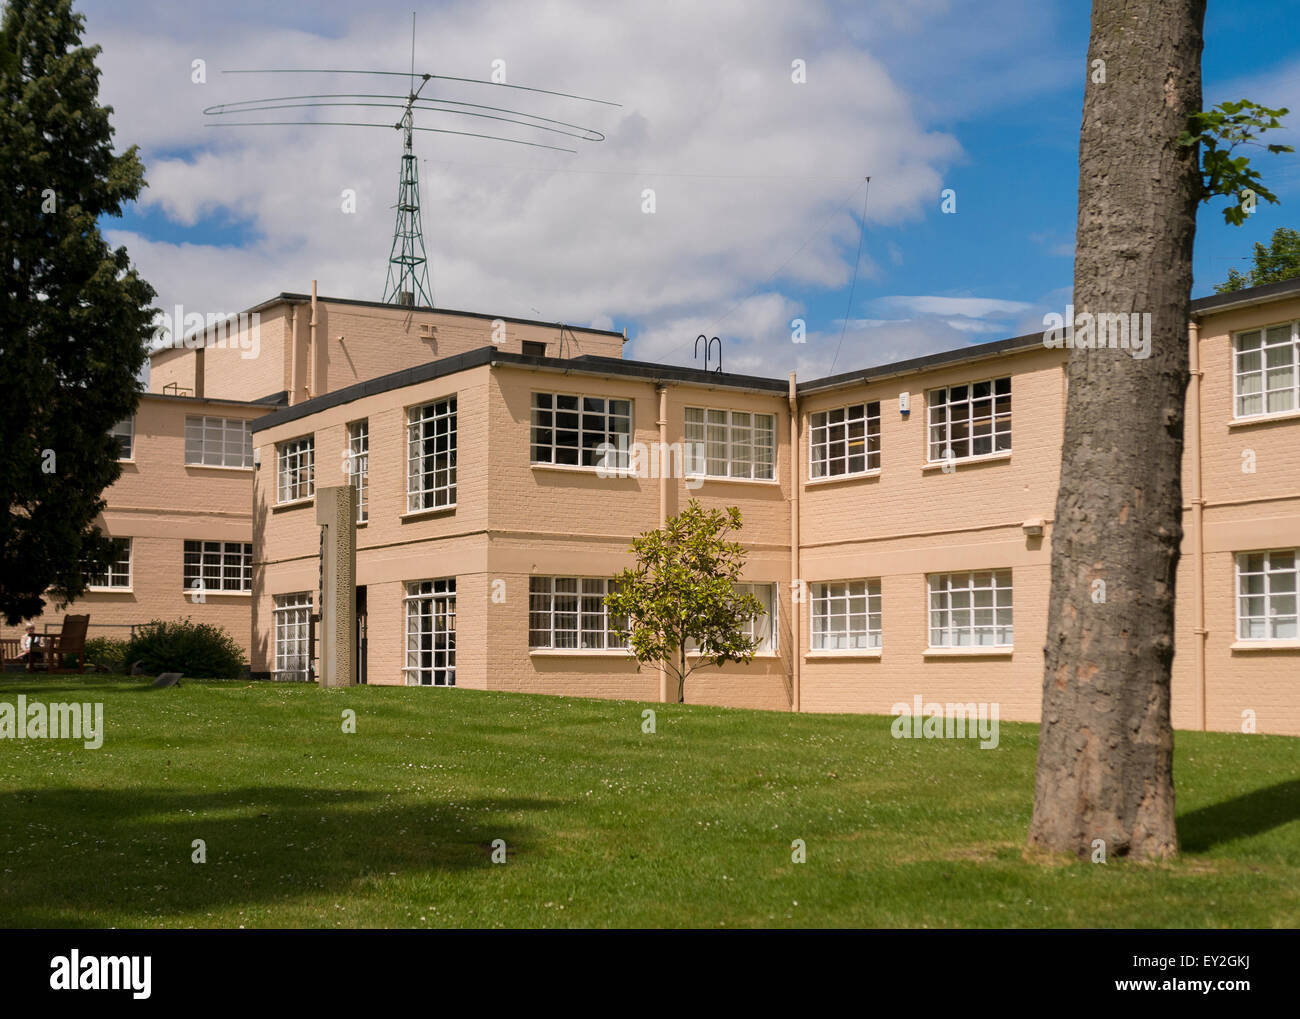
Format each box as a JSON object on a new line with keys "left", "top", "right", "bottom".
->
{"left": 684, "top": 407, "right": 776, "bottom": 480}
{"left": 1233, "top": 322, "right": 1300, "bottom": 419}
{"left": 87, "top": 537, "right": 132, "bottom": 590}
{"left": 276, "top": 435, "right": 315, "bottom": 504}
{"left": 185, "top": 415, "right": 254, "bottom": 468}
{"left": 810, "top": 403, "right": 881, "bottom": 479}
{"left": 407, "top": 398, "right": 456, "bottom": 512}
{"left": 689, "top": 582, "right": 778, "bottom": 653}
{"left": 348, "top": 420, "right": 369, "bottom": 523}
{"left": 927, "top": 377, "right": 1011, "bottom": 463}
{"left": 1236, "top": 549, "right": 1298, "bottom": 640}
{"left": 928, "top": 570, "right": 1013, "bottom": 648}
{"left": 404, "top": 579, "right": 456, "bottom": 686}
{"left": 530, "top": 393, "right": 632, "bottom": 469}
{"left": 273, "top": 592, "right": 313, "bottom": 681}
{"left": 183, "top": 540, "right": 252, "bottom": 594}
{"left": 110, "top": 417, "right": 134, "bottom": 461}
{"left": 528, "top": 577, "right": 628, "bottom": 650}
{"left": 811, "top": 579, "right": 881, "bottom": 650}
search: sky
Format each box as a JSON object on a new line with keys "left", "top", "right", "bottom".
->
{"left": 77, "top": 0, "right": 1300, "bottom": 379}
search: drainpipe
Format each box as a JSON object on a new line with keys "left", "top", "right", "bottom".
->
{"left": 657, "top": 383, "right": 669, "bottom": 704}
{"left": 308, "top": 280, "right": 318, "bottom": 399}
{"left": 788, "top": 372, "right": 800, "bottom": 714}
{"left": 1188, "top": 321, "right": 1207, "bottom": 731}
{"left": 289, "top": 304, "right": 300, "bottom": 406}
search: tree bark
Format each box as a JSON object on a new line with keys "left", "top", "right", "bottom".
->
{"left": 1028, "top": 0, "right": 1205, "bottom": 860}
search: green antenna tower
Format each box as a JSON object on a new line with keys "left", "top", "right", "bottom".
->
{"left": 383, "top": 104, "right": 434, "bottom": 307}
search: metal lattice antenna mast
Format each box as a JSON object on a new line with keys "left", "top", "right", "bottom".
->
{"left": 383, "top": 16, "right": 433, "bottom": 307}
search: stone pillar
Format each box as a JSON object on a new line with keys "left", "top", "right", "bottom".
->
{"left": 315, "top": 485, "right": 356, "bottom": 686}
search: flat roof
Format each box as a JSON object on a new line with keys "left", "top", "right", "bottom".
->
{"left": 250, "top": 276, "right": 1300, "bottom": 432}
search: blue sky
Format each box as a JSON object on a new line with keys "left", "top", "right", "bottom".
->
{"left": 82, "top": 0, "right": 1300, "bottom": 377}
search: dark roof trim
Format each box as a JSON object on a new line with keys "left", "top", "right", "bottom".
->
{"left": 139, "top": 391, "right": 271, "bottom": 410}
{"left": 1190, "top": 276, "right": 1300, "bottom": 317}
{"left": 249, "top": 292, "right": 625, "bottom": 340}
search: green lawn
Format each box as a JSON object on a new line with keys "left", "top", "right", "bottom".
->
{"left": 0, "top": 675, "right": 1296, "bottom": 928}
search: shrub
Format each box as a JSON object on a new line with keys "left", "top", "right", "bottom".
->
{"left": 122, "top": 619, "right": 246, "bottom": 679}
{"left": 84, "top": 636, "right": 129, "bottom": 673}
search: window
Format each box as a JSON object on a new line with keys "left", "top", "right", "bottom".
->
{"left": 689, "top": 582, "right": 778, "bottom": 653}
{"left": 110, "top": 417, "right": 134, "bottom": 460}
{"left": 811, "top": 580, "right": 881, "bottom": 650}
{"left": 531, "top": 393, "right": 632, "bottom": 468}
{"left": 404, "top": 579, "right": 456, "bottom": 686}
{"left": 407, "top": 398, "right": 456, "bottom": 512}
{"left": 521, "top": 340, "right": 547, "bottom": 357}
{"left": 348, "top": 420, "right": 369, "bottom": 523}
{"left": 273, "top": 593, "right": 313, "bottom": 681}
{"left": 277, "top": 435, "right": 314, "bottom": 504}
{"left": 87, "top": 538, "right": 131, "bottom": 590}
{"left": 684, "top": 408, "right": 776, "bottom": 480}
{"left": 810, "top": 403, "right": 880, "bottom": 478}
{"left": 1234, "top": 323, "right": 1299, "bottom": 418}
{"left": 185, "top": 416, "right": 253, "bottom": 468}
{"left": 928, "top": 570, "right": 1013, "bottom": 647}
{"left": 1237, "top": 550, "right": 1298, "bottom": 640}
{"left": 528, "top": 577, "right": 628, "bottom": 649}
{"left": 928, "top": 377, "right": 1011, "bottom": 462}
{"left": 183, "top": 540, "right": 252, "bottom": 593}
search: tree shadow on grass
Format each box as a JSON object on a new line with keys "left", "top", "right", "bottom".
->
{"left": 1178, "top": 778, "right": 1300, "bottom": 852}
{"left": 0, "top": 786, "right": 558, "bottom": 927}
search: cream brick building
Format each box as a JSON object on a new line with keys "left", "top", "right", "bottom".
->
{"left": 13, "top": 282, "right": 1300, "bottom": 735}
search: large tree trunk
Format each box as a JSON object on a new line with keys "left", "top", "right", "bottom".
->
{"left": 1028, "top": 0, "right": 1205, "bottom": 860}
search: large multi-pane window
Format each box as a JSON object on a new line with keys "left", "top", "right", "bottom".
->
{"left": 87, "top": 538, "right": 131, "bottom": 590}
{"left": 1237, "top": 550, "right": 1298, "bottom": 640}
{"left": 1234, "top": 323, "right": 1299, "bottom": 417}
{"left": 348, "top": 420, "right": 369, "bottom": 523}
{"left": 404, "top": 579, "right": 456, "bottom": 686}
{"left": 928, "top": 377, "right": 1011, "bottom": 462}
{"left": 276, "top": 435, "right": 314, "bottom": 504}
{"left": 407, "top": 398, "right": 456, "bottom": 512}
{"left": 528, "top": 577, "right": 628, "bottom": 649}
{"left": 183, "top": 540, "right": 252, "bottom": 593}
{"left": 185, "top": 416, "right": 253, "bottom": 468}
{"left": 810, "top": 403, "right": 881, "bottom": 478}
{"left": 928, "top": 570, "right": 1013, "bottom": 647}
{"left": 110, "top": 417, "right": 134, "bottom": 460}
{"left": 689, "top": 582, "right": 778, "bottom": 653}
{"left": 273, "top": 593, "right": 313, "bottom": 680}
{"left": 530, "top": 393, "right": 631, "bottom": 468}
{"left": 684, "top": 408, "right": 776, "bottom": 480}
{"left": 811, "top": 580, "right": 881, "bottom": 650}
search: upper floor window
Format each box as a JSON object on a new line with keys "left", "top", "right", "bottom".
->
{"left": 184, "top": 540, "right": 252, "bottom": 594}
{"left": 87, "top": 537, "right": 131, "bottom": 590}
{"left": 810, "top": 403, "right": 880, "bottom": 479}
{"left": 928, "top": 570, "right": 1013, "bottom": 647}
{"left": 928, "top": 377, "right": 1011, "bottom": 463}
{"left": 348, "top": 420, "right": 369, "bottom": 523}
{"left": 531, "top": 393, "right": 631, "bottom": 469}
{"left": 276, "top": 435, "right": 315, "bottom": 504}
{"left": 1237, "top": 549, "right": 1297, "bottom": 640}
{"left": 407, "top": 397, "right": 456, "bottom": 512}
{"left": 528, "top": 577, "right": 628, "bottom": 650}
{"left": 185, "top": 415, "right": 253, "bottom": 469}
{"left": 811, "top": 579, "right": 881, "bottom": 650}
{"left": 521, "top": 340, "right": 547, "bottom": 357}
{"left": 685, "top": 408, "right": 776, "bottom": 480}
{"left": 110, "top": 417, "right": 134, "bottom": 460}
{"left": 1234, "top": 323, "right": 1299, "bottom": 418}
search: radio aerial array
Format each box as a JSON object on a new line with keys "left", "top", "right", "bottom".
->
{"left": 203, "top": 14, "right": 619, "bottom": 308}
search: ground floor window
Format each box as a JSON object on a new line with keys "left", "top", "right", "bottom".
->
{"left": 1237, "top": 549, "right": 1298, "bottom": 639}
{"left": 928, "top": 570, "right": 1012, "bottom": 647}
{"left": 274, "top": 592, "right": 313, "bottom": 680}
{"left": 811, "top": 579, "right": 881, "bottom": 649}
{"left": 528, "top": 577, "right": 627, "bottom": 649}
{"left": 405, "top": 579, "right": 456, "bottom": 686}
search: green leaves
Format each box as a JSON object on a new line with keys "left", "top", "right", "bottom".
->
{"left": 1178, "top": 99, "right": 1292, "bottom": 226}
{"left": 1214, "top": 227, "right": 1300, "bottom": 294}
{"left": 606, "top": 500, "right": 763, "bottom": 701}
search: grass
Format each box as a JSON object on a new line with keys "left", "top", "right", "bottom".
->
{"left": 0, "top": 674, "right": 1297, "bottom": 928}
